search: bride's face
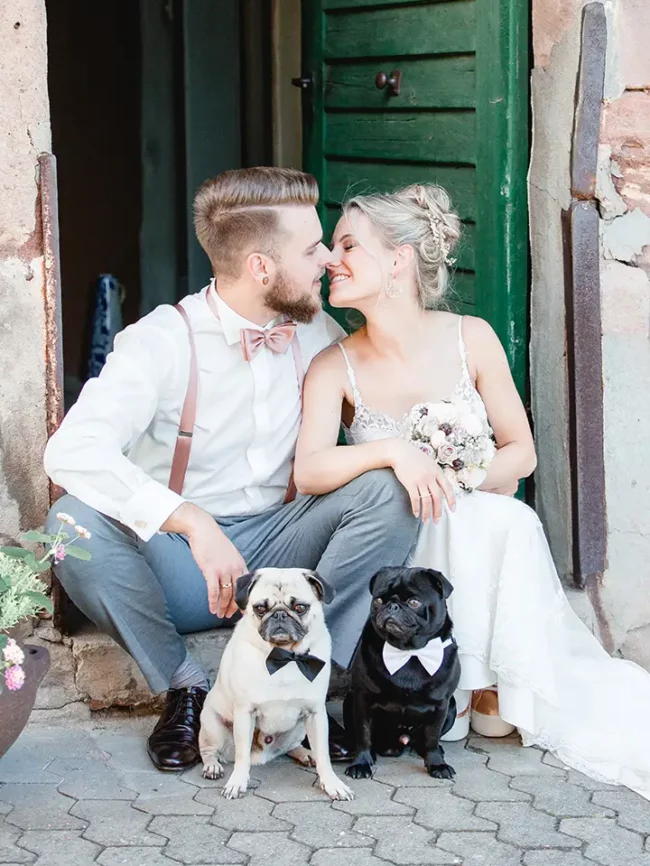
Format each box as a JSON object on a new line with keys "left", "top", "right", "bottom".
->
{"left": 327, "top": 213, "right": 393, "bottom": 309}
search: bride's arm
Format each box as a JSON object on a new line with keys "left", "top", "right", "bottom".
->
{"left": 293, "top": 349, "right": 395, "bottom": 496}
{"left": 464, "top": 317, "right": 537, "bottom": 495}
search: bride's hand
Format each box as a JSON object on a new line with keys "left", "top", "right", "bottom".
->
{"left": 388, "top": 439, "right": 456, "bottom": 522}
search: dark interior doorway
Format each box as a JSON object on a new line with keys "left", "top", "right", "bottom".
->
{"left": 46, "top": 0, "right": 274, "bottom": 411}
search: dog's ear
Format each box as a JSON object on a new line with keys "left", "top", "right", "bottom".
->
{"left": 234, "top": 571, "right": 260, "bottom": 610}
{"left": 369, "top": 566, "right": 401, "bottom": 596}
{"left": 423, "top": 569, "right": 454, "bottom": 599}
{"left": 303, "top": 570, "right": 335, "bottom": 605}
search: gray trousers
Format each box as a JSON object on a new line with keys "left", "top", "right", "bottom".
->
{"left": 46, "top": 470, "right": 419, "bottom": 694}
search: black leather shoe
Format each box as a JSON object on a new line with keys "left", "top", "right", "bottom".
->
{"left": 147, "top": 687, "right": 207, "bottom": 772}
{"left": 327, "top": 713, "right": 352, "bottom": 762}
{"left": 303, "top": 713, "right": 352, "bottom": 762}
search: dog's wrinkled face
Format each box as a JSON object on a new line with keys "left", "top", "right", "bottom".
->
{"left": 235, "top": 568, "right": 334, "bottom": 648}
{"left": 369, "top": 566, "right": 453, "bottom": 650}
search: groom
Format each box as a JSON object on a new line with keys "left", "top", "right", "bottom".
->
{"left": 44, "top": 167, "right": 419, "bottom": 771}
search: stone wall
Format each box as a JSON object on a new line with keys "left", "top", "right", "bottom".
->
{"left": 598, "top": 0, "right": 650, "bottom": 667}
{"left": 0, "top": 0, "right": 51, "bottom": 545}
{"left": 531, "top": 0, "right": 650, "bottom": 667}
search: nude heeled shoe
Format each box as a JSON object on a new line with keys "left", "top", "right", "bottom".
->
{"left": 441, "top": 689, "right": 471, "bottom": 741}
{"left": 470, "top": 687, "right": 516, "bottom": 738}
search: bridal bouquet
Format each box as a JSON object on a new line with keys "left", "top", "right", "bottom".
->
{"left": 404, "top": 397, "right": 496, "bottom": 492}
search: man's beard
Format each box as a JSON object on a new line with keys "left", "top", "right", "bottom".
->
{"left": 264, "top": 268, "right": 322, "bottom": 324}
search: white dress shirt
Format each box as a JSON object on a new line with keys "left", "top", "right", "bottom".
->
{"left": 44, "top": 282, "right": 345, "bottom": 541}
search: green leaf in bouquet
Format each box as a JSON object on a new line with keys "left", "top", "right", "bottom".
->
{"left": 0, "top": 634, "right": 8, "bottom": 649}
{"left": 0, "top": 546, "right": 31, "bottom": 560}
{"left": 22, "top": 530, "right": 56, "bottom": 543}
{"left": 20, "top": 590, "right": 54, "bottom": 615}
{"left": 0, "top": 576, "right": 11, "bottom": 592}
{"left": 64, "top": 546, "right": 92, "bottom": 561}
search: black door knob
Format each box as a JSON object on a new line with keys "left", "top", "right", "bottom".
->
{"left": 375, "top": 70, "right": 402, "bottom": 97}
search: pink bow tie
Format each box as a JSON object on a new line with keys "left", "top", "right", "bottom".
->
{"left": 240, "top": 323, "right": 297, "bottom": 362}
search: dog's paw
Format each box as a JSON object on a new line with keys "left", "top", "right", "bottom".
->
{"left": 320, "top": 773, "right": 355, "bottom": 801}
{"left": 202, "top": 762, "right": 224, "bottom": 780}
{"left": 287, "top": 746, "right": 317, "bottom": 768}
{"left": 221, "top": 771, "right": 249, "bottom": 799}
{"left": 345, "top": 760, "right": 374, "bottom": 780}
{"left": 376, "top": 745, "right": 405, "bottom": 758}
{"left": 426, "top": 761, "right": 456, "bottom": 780}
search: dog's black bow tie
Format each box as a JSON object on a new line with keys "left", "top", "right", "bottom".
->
{"left": 266, "top": 647, "right": 326, "bottom": 682}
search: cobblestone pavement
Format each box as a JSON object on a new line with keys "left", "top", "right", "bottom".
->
{"left": 2, "top": 709, "right": 650, "bottom": 866}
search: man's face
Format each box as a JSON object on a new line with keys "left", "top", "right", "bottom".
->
{"left": 264, "top": 206, "right": 333, "bottom": 323}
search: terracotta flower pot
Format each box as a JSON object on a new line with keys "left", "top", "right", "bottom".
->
{"left": 0, "top": 640, "right": 50, "bottom": 758}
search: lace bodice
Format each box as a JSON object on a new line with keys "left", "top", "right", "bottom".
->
{"left": 340, "top": 317, "right": 490, "bottom": 445}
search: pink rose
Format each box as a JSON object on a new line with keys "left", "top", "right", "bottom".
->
{"left": 438, "top": 443, "right": 458, "bottom": 465}
{"left": 4, "top": 664, "right": 25, "bottom": 691}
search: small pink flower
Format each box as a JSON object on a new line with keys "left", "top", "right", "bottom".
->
{"left": 74, "top": 525, "right": 92, "bottom": 540}
{"left": 56, "top": 512, "right": 76, "bottom": 526}
{"left": 53, "top": 543, "right": 66, "bottom": 563}
{"left": 4, "top": 664, "right": 25, "bottom": 691}
{"left": 2, "top": 638, "right": 25, "bottom": 666}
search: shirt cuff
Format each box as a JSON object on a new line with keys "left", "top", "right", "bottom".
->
{"left": 120, "top": 480, "right": 186, "bottom": 541}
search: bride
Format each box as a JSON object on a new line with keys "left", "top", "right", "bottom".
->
{"left": 294, "top": 182, "right": 650, "bottom": 799}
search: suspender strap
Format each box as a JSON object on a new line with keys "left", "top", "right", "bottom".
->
{"left": 168, "top": 303, "right": 198, "bottom": 495}
{"left": 169, "top": 296, "right": 303, "bottom": 500}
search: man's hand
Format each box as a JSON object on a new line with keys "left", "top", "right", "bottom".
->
{"left": 162, "top": 503, "right": 246, "bottom": 619}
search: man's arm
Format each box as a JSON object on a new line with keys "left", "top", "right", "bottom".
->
{"left": 44, "top": 314, "right": 187, "bottom": 541}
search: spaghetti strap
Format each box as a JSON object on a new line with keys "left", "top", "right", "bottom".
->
{"left": 457, "top": 316, "right": 470, "bottom": 378}
{"left": 337, "top": 343, "right": 362, "bottom": 405}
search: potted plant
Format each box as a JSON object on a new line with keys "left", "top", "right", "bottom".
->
{"left": 0, "top": 512, "right": 91, "bottom": 757}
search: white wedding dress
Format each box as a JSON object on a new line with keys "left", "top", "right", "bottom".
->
{"left": 339, "top": 319, "right": 650, "bottom": 800}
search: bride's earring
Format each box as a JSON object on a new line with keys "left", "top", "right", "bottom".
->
{"left": 385, "top": 275, "right": 401, "bottom": 298}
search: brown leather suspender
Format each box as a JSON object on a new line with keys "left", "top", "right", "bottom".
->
{"left": 168, "top": 302, "right": 303, "bottom": 502}
{"left": 168, "top": 304, "right": 198, "bottom": 495}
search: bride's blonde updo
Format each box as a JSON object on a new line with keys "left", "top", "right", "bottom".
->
{"left": 342, "top": 184, "right": 461, "bottom": 308}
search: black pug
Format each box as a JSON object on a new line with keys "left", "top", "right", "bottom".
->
{"left": 344, "top": 566, "right": 461, "bottom": 780}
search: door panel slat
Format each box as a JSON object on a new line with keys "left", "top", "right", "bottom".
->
{"left": 325, "top": 161, "right": 476, "bottom": 221}
{"left": 324, "top": 2, "right": 476, "bottom": 58}
{"left": 325, "top": 55, "right": 476, "bottom": 109}
{"left": 326, "top": 111, "right": 476, "bottom": 164}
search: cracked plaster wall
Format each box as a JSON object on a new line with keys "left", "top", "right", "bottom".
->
{"left": 0, "top": 0, "right": 51, "bottom": 544}
{"left": 531, "top": 0, "right": 650, "bottom": 668}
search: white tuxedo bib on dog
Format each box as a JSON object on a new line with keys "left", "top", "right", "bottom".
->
{"left": 382, "top": 637, "right": 454, "bottom": 676}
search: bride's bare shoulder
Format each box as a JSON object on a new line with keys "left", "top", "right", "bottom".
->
{"left": 460, "top": 315, "right": 502, "bottom": 347}
{"left": 307, "top": 339, "right": 350, "bottom": 381}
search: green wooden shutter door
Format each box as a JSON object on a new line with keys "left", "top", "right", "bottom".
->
{"left": 302, "top": 0, "right": 529, "bottom": 397}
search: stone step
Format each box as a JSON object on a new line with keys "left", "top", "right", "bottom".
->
{"left": 34, "top": 623, "right": 349, "bottom": 712}
{"left": 32, "top": 586, "right": 598, "bottom": 712}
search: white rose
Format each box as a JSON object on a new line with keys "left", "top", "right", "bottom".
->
{"left": 429, "top": 429, "right": 446, "bottom": 449}
{"left": 457, "top": 467, "right": 487, "bottom": 491}
{"left": 433, "top": 402, "right": 457, "bottom": 425}
{"left": 460, "top": 413, "right": 484, "bottom": 437}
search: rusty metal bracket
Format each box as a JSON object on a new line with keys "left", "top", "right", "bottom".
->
{"left": 39, "top": 152, "right": 67, "bottom": 629}
{"left": 566, "top": 3, "right": 607, "bottom": 592}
